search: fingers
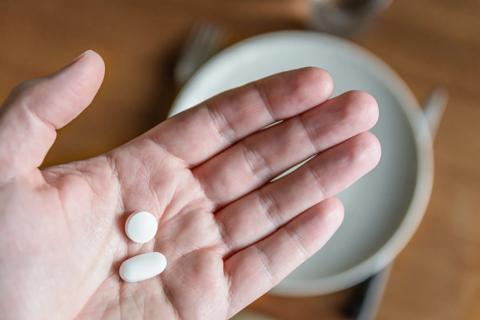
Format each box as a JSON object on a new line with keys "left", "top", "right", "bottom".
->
{"left": 195, "top": 91, "right": 378, "bottom": 206}
{"left": 0, "top": 50, "right": 105, "bottom": 179}
{"left": 216, "top": 132, "right": 381, "bottom": 254}
{"left": 225, "top": 198, "right": 344, "bottom": 317}
{"left": 146, "top": 67, "right": 333, "bottom": 166}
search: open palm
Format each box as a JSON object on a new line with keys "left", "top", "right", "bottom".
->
{"left": 0, "top": 51, "right": 380, "bottom": 320}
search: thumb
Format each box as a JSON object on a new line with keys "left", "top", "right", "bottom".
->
{"left": 0, "top": 50, "right": 105, "bottom": 180}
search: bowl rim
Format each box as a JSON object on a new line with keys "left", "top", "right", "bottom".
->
{"left": 170, "top": 30, "right": 434, "bottom": 296}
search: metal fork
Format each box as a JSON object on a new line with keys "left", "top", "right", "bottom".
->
{"left": 174, "top": 23, "right": 225, "bottom": 86}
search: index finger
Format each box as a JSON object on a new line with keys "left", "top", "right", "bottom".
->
{"left": 146, "top": 67, "right": 333, "bottom": 166}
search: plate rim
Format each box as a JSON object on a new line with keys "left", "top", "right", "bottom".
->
{"left": 170, "top": 30, "right": 434, "bottom": 295}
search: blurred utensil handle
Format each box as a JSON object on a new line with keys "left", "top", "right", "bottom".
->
{"left": 174, "top": 23, "right": 224, "bottom": 86}
{"left": 422, "top": 87, "right": 448, "bottom": 138}
{"left": 349, "top": 265, "right": 392, "bottom": 320}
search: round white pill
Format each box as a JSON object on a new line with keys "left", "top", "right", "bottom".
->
{"left": 125, "top": 211, "right": 158, "bottom": 244}
{"left": 119, "top": 252, "right": 167, "bottom": 282}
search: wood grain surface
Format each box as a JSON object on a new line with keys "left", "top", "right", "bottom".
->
{"left": 1, "top": 1, "right": 479, "bottom": 319}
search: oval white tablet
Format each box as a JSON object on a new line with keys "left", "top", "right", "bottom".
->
{"left": 119, "top": 252, "right": 167, "bottom": 283}
{"left": 125, "top": 211, "right": 158, "bottom": 244}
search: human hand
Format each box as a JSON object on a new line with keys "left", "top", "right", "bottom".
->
{"left": 0, "top": 51, "right": 380, "bottom": 319}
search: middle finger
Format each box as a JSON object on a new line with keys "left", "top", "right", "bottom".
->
{"left": 194, "top": 90, "right": 378, "bottom": 207}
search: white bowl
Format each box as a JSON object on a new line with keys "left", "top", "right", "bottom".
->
{"left": 169, "top": 31, "right": 434, "bottom": 296}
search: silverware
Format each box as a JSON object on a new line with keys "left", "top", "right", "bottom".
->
{"left": 422, "top": 86, "right": 448, "bottom": 137}
{"left": 343, "top": 265, "right": 392, "bottom": 320}
{"left": 174, "top": 23, "right": 225, "bottom": 86}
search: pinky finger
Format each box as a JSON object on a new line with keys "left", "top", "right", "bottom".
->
{"left": 224, "top": 198, "right": 344, "bottom": 317}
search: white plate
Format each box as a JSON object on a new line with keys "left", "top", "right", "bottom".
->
{"left": 170, "top": 31, "right": 433, "bottom": 295}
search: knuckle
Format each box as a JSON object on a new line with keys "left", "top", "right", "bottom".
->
{"left": 9, "top": 79, "right": 39, "bottom": 99}
{"left": 240, "top": 140, "right": 271, "bottom": 181}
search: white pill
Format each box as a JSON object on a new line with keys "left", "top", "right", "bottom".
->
{"left": 119, "top": 252, "right": 167, "bottom": 282}
{"left": 125, "top": 211, "right": 158, "bottom": 244}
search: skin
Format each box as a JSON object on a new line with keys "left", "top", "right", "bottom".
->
{"left": 0, "top": 51, "right": 380, "bottom": 320}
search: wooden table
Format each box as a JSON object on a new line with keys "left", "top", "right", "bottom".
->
{"left": 1, "top": 1, "right": 479, "bottom": 319}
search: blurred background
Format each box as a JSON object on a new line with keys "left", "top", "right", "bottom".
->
{"left": 0, "top": 0, "right": 479, "bottom": 319}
